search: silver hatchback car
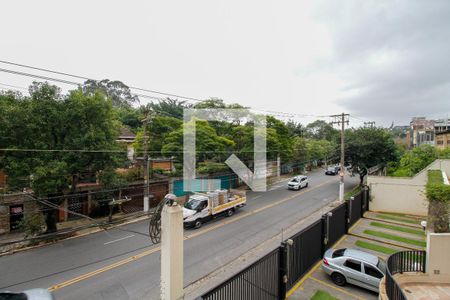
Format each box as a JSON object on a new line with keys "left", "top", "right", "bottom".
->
{"left": 322, "top": 248, "right": 386, "bottom": 293}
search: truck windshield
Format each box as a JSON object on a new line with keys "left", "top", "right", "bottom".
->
{"left": 184, "top": 199, "right": 203, "bottom": 211}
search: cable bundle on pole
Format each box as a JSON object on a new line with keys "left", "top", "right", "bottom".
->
{"left": 148, "top": 194, "right": 177, "bottom": 244}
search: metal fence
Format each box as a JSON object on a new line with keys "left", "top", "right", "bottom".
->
{"left": 200, "top": 188, "right": 370, "bottom": 300}
{"left": 326, "top": 203, "right": 347, "bottom": 249}
{"left": 385, "top": 250, "right": 426, "bottom": 300}
{"left": 201, "top": 248, "right": 280, "bottom": 300}
{"left": 286, "top": 220, "right": 322, "bottom": 290}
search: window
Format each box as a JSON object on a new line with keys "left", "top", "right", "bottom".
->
{"left": 364, "top": 264, "right": 383, "bottom": 279}
{"left": 344, "top": 260, "right": 361, "bottom": 272}
{"left": 332, "top": 248, "right": 346, "bottom": 258}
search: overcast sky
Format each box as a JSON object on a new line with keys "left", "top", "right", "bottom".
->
{"left": 1, "top": 0, "right": 449, "bottom": 126}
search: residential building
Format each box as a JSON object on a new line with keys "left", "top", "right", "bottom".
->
{"left": 435, "top": 130, "right": 450, "bottom": 149}
{"left": 409, "top": 117, "right": 435, "bottom": 147}
{"left": 434, "top": 118, "right": 450, "bottom": 133}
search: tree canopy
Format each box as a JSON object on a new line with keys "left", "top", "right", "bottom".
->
{"left": 346, "top": 127, "right": 398, "bottom": 184}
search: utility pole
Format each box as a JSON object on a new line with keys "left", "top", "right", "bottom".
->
{"left": 364, "top": 121, "right": 375, "bottom": 128}
{"left": 142, "top": 110, "right": 153, "bottom": 212}
{"left": 330, "top": 113, "right": 349, "bottom": 202}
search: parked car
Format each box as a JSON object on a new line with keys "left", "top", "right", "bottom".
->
{"left": 322, "top": 248, "right": 386, "bottom": 293}
{"left": 325, "top": 166, "right": 340, "bottom": 175}
{"left": 0, "top": 289, "right": 54, "bottom": 300}
{"left": 287, "top": 175, "right": 308, "bottom": 190}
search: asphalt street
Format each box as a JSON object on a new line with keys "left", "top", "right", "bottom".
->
{"left": 0, "top": 170, "right": 359, "bottom": 299}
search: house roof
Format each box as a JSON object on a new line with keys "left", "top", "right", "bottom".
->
{"left": 118, "top": 127, "right": 136, "bottom": 139}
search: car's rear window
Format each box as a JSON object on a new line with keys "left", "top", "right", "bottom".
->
{"left": 332, "top": 248, "right": 346, "bottom": 258}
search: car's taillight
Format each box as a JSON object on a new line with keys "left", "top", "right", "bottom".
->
{"left": 323, "top": 258, "right": 329, "bottom": 266}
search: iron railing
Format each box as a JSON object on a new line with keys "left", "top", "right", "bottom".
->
{"left": 385, "top": 250, "right": 426, "bottom": 300}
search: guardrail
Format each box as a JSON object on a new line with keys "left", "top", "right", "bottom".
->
{"left": 385, "top": 250, "right": 426, "bottom": 300}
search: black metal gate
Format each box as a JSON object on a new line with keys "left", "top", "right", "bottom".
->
{"left": 286, "top": 220, "right": 322, "bottom": 290}
{"left": 201, "top": 249, "right": 280, "bottom": 300}
{"left": 326, "top": 203, "right": 347, "bottom": 249}
{"left": 349, "top": 192, "right": 362, "bottom": 226}
{"left": 200, "top": 188, "right": 369, "bottom": 300}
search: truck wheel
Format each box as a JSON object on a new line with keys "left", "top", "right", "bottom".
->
{"left": 226, "top": 208, "right": 234, "bottom": 217}
{"left": 194, "top": 220, "right": 202, "bottom": 229}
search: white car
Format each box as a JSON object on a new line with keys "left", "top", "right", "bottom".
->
{"left": 287, "top": 175, "right": 308, "bottom": 190}
{"left": 0, "top": 289, "right": 54, "bottom": 300}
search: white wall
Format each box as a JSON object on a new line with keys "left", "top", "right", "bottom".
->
{"left": 427, "top": 233, "right": 450, "bottom": 275}
{"left": 367, "top": 159, "right": 450, "bottom": 216}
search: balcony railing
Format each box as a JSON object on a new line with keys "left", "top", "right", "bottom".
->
{"left": 385, "top": 250, "right": 426, "bottom": 300}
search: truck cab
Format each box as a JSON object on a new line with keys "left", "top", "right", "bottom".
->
{"left": 183, "top": 190, "right": 246, "bottom": 229}
{"left": 183, "top": 195, "right": 211, "bottom": 228}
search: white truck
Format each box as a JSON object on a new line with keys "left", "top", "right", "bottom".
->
{"left": 183, "top": 190, "right": 246, "bottom": 229}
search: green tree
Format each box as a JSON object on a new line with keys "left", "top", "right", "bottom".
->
{"left": 148, "top": 98, "right": 191, "bottom": 119}
{"left": 133, "top": 115, "right": 183, "bottom": 156}
{"left": 82, "top": 79, "right": 138, "bottom": 108}
{"left": 0, "top": 83, "right": 124, "bottom": 232}
{"left": 115, "top": 106, "right": 141, "bottom": 132}
{"left": 390, "top": 145, "right": 438, "bottom": 177}
{"left": 346, "top": 127, "right": 398, "bottom": 185}
{"left": 161, "top": 120, "right": 235, "bottom": 162}
{"left": 306, "top": 120, "right": 339, "bottom": 142}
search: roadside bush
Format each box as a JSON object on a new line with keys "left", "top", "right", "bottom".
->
{"left": 389, "top": 145, "right": 437, "bottom": 177}
{"left": 19, "top": 214, "right": 46, "bottom": 237}
{"left": 426, "top": 170, "right": 450, "bottom": 233}
{"left": 197, "top": 162, "right": 229, "bottom": 174}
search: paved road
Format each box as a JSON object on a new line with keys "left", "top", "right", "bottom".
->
{"left": 0, "top": 170, "right": 358, "bottom": 299}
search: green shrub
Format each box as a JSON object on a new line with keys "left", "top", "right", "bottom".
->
{"left": 19, "top": 214, "right": 46, "bottom": 237}
{"left": 197, "top": 162, "right": 229, "bottom": 174}
{"left": 426, "top": 170, "right": 450, "bottom": 233}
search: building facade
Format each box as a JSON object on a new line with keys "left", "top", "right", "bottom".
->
{"left": 435, "top": 130, "right": 450, "bottom": 150}
{"left": 409, "top": 117, "right": 435, "bottom": 148}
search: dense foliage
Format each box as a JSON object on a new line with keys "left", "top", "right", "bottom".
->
{"left": 389, "top": 145, "right": 450, "bottom": 177}
{"left": 346, "top": 127, "right": 399, "bottom": 184}
{"left": 426, "top": 170, "right": 450, "bottom": 233}
{"left": 1, "top": 79, "right": 405, "bottom": 229}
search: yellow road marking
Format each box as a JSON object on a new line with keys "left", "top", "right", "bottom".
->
{"left": 286, "top": 234, "right": 347, "bottom": 298}
{"left": 309, "top": 276, "right": 366, "bottom": 300}
{"left": 48, "top": 178, "right": 339, "bottom": 292}
{"left": 287, "top": 213, "right": 371, "bottom": 298}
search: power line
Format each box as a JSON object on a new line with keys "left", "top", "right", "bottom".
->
{"left": 0, "top": 59, "right": 204, "bottom": 102}
{"left": 0, "top": 59, "right": 335, "bottom": 120}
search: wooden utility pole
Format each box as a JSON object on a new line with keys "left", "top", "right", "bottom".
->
{"left": 330, "top": 113, "right": 349, "bottom": 202}
{"left": 364, "top": 121, "right": 375, "bottom": 128}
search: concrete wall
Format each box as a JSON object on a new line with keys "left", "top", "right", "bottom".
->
{"left": 427, "top": 233, "right": 450, "bottom": 276}
{"left": 367, "top": 159, "right": 450, "bottom": 216}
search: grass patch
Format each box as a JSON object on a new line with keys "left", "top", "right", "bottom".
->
{"left": 344, "top": 185, "right": 362, "bottom": 201}
{"left": 376, "top": 214, "right": 421, "bottom": 225}
{"left": 377, "top": 212, "right": 422, "bottom": 220}
{"left": 428, "top": 170, "right": 444, "bottom": 184}
{"left": 355, "top": 240, "right": 398, "bottom": 255}
{"left": 370, "top": 222, "right": 425, "bottom": 236}
{"left": 363, "top": 230, "right": 426, "bottom": 247}
{"left": 311, "top": 290, "right": 339, "bottom": 300}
